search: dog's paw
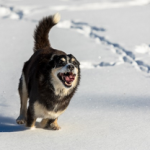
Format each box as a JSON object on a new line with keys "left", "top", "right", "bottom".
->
{"left": 16, "top": 115, "right": 26, "bottom": 124}
{"left": 50, "top": 123, "right": 61, "bottom": 130}
{"left": 53, "top": 13, "right": 61, "bottom": 24}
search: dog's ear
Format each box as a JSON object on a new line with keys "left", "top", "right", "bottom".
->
{"left": 49, "top": 54, "right": 56, "bottom": 68}
{"left": 77, "top": 60, "right": 80, "bottom": 65}
{"left": 50, "top": 54, "right": 56, "bottom": 61}
{"left": 68, "top": 54, "right": 80, "bottom": 66}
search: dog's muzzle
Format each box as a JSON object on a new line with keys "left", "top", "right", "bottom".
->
{"left": 57, "top": 71, "right": 76, "bottom": 87}
{"left": 67, "top": 65, "right": 74, "bottom": 72}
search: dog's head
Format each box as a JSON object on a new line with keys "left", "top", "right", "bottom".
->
{"left": 49, "top": 53, "right": 80, "bottom": 96}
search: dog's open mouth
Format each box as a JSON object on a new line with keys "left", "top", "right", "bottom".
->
{"left": 58, "top": 72, "right": 76, "bottom": 87}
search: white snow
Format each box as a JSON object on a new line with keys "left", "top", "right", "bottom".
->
{"left": 50, "top": 0, "right": 150, "bottom": 11}
{"left": 0, "top": 0, "right": 150, "bottom": 149}
{"left": 135, "top": 43, "right": 150, "bottom": 54}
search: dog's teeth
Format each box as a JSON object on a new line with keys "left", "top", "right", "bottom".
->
{"left": 65, "top": 82, "right": 71, "bottom": 86}
{"left": 65, "top": 82, "right": 68, "bottom": 85}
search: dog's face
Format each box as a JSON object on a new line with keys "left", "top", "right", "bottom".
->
{"left": 50, "top": 54, "right": 80, "bottom": 96}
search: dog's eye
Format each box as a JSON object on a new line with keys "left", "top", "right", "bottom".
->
{"left": 72, "top": 61, "right": 77, "bottom": 66}
{"left": 59, "top": 60, "right": 65, "bottom": 63}
{"left": 59, "top": 60, "right": 66, "bottom": 65}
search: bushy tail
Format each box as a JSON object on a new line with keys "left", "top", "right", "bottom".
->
{"left": 33, "top": 13, "right": 61, "bottom": 52}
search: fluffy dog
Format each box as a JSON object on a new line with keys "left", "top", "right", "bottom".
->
{"left": 16, "top": 13, "right": 80, "bottom": 130}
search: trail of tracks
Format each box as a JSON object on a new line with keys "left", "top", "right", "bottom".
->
{"left": 0, "top": 4, "right": 150, "bottom": 74}
{"left": 58, "top": 20, "right": 150, "bottom": 73}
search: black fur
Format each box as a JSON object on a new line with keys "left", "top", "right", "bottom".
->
{"left": 33, "top": 16, "right": 55, "bottom": 52}
{"left": 16, "top": 14, "right": 80, "bottom": 129}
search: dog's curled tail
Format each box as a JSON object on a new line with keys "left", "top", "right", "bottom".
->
{"left": 33, "top": 13, "right": 61, "bottom": 52}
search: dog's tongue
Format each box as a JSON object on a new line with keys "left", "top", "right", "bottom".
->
{"left": 65, "top": 76, "right": 74, "bottom": 82}
{"left": 69, "top": 74, "right": 75, "bottom": 78}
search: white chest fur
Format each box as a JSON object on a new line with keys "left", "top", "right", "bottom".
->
{"left": 34, "top": 101, "right": 64, "bottom": 119}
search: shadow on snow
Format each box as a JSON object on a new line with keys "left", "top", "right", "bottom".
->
{"left": 0, "top": 116, "right": 27, "bottom": 132}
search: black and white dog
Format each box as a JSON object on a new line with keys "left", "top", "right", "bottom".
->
{"left": 16, "top": 13, "right": 80, "bottom": 130}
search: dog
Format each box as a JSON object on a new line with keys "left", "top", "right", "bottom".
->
{"left": 16, "top": 13, "right": 80, "bottom": 130}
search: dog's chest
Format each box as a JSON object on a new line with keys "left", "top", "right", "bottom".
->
{"left": 34, "top": 101, "right": 64, "bottom": 119}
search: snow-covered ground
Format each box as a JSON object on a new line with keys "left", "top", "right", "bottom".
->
{"left": 0, "top": 0, "right": 150, "bottom": 149}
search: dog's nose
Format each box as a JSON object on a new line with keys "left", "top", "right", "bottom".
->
{"left": 67, "top": 65, "right": 74, "bottom": 71}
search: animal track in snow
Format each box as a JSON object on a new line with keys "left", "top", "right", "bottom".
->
{"left": 80, "top": 61, "right": 116, "bottom": 69}
{"left": 0, "top": 4, "right": 150, "bottom": 73}
{"left": 57, "top": 20, "right": 150, "bottom": 73}
{"left": 0, "top": 5, "right": 24, "bottom": 19}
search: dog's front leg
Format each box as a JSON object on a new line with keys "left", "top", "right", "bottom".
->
{"left": 26, "top": 105, "right": 36, "bottom": 128}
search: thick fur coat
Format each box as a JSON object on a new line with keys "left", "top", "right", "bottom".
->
{"left": 16, "top": 13, "right": 80, "bottom": 130}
